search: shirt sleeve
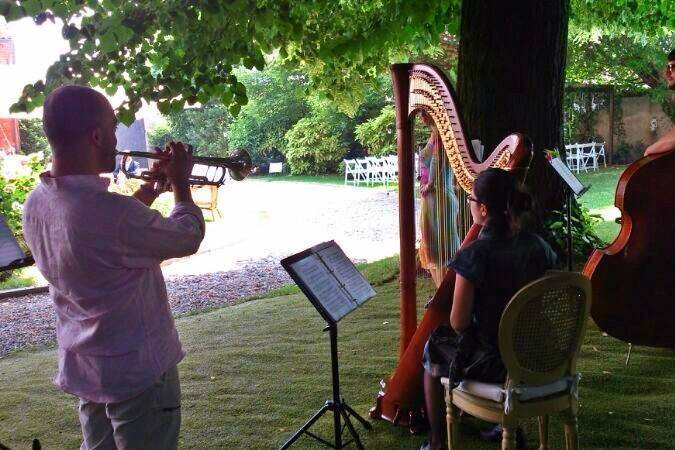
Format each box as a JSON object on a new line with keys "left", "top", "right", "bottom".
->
{"left": 448, "top": 241, "right": 487, "bottom": 285}
{"left": 116, "top": 198, "right": 206, "bottom": 268}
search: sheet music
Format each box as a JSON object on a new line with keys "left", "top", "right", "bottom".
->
{"left": 290, "top": 255, "right": 356, "bottom": 321}
{"left": 316, "top": 245, "right": 376, "bottom": 305}
{"left": 551, "top": 157, "right": 586, "bottom": 195}
{"left": 0, "top": 215, "right": 25, "bottom": 267}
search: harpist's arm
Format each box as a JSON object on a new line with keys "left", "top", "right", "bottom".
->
{"left": 450, "top": 274, "right": 474, "bottom": 333}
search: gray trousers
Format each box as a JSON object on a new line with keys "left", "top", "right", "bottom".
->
{"left": 78, "top": 366, "right": 181, "bottom": 450}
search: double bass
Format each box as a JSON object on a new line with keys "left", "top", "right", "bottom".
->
{"left": 583, "top": 149, "right": 675, "bottom": 348}
{"left": 369, "top": 63, "right": 531, "bottom": 428}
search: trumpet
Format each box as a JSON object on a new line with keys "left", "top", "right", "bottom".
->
{"left": 116, "top": 148, "right": 254, "bottom": 186}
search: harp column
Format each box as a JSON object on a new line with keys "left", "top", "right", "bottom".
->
{"left": 391, "top": 64, "right": 417, "bottom": 356}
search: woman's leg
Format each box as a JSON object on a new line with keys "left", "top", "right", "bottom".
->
{"left": 424, "top": 370, "right": 447, "bottom": 448}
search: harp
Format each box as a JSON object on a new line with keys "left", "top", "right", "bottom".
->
{"left": 369, "top": 63, "right": 531, "bottom": 428}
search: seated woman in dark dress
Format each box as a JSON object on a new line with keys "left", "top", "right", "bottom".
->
{"left": 421, "top": 168, "right": 557, "bottom": 450}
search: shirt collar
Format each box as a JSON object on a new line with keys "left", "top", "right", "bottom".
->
{"left": 39, "top": 171, "right": 110, "bottom": 192}
{"left": 478, "top": 224, "right": 502, "bottom": 240}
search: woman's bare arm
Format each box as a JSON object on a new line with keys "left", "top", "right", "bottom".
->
{"left": 450, "top": 274, "right": 474, "bottom": 333}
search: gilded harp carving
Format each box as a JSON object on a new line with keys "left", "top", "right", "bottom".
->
{"left": 370, "top": 63, "right": 531, "bottom": 428}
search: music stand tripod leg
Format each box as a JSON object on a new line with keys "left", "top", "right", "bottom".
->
{"left": 279, "top": 402, "right": 332, "bottom": 450}
{"left": 341, "top": 401, "right": 373, "bottom": 430}
{"left": 340, "top": 404, "right": 365, "bottom": 450}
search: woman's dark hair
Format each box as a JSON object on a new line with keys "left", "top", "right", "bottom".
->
{"left": 473, "top": 168, "right": 534, "bottom": 236}
{"left": 669, "top": 49, "right": 675, "bottom": 61}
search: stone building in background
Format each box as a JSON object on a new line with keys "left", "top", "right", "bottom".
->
{"left": 115, "top": 118, "right": 150, "bottom": 170}
{"left": 0, "top": 17, "right": 20, "bottom": 156}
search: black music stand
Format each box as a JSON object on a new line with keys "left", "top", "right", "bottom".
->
{"left": 549, "top": 158, "right": 590, "bottom": 271}
{"left": 0, "top": 214, "right": 33, "bottom": 273}
{"left": 279, "top": 241, "right": 375, "bottom": 450}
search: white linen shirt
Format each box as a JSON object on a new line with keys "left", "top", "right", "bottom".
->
{"left": 22, "top": 172, "right": 205, "bottom": 403}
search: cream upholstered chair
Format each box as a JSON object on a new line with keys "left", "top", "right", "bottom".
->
{"left": 441, "top": 272, "right": 591, "bottom": 450}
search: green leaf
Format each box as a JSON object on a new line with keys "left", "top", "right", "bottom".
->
{"left": 157, "top": 101, "right": 171, "bottom": 115}
{"left": 113, "top": 25, "right": 134, "bottom": 45}
{"left": 99, "top": 31, "right": 117, "bottom": 54}
{"left": 22, "top": 0, "right": 42, "bottom": 16}
{"left": 229, "top": 103, "right": 241, "bottom": 117}
{"left": 6, "top": 4, "right": 26, "bottom": 21}
{"left": 118, "top": 109, "right": 136, "bottom": 126}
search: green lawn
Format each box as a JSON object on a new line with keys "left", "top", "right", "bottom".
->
{"left": 576, "top": 166, "right": 626, "bottom": 244}
{"left": 256, "top": 174, "right": 346, "bottom": 185}
{"left": 1, "top": 257, "right": 673, "bottom": 449}
{"left": 255, "top": 174, "right": 392, "bottom": 188}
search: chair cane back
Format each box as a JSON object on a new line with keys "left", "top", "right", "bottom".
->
{"left": 442, "top": 272, "right": 592, "bottom": 450}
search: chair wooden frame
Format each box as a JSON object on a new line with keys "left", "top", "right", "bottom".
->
{"left": 441, "top": 272, "right": 592, "bottom": 450}
{"left": 191, "top": 184, "right": 221, "bottom": 221}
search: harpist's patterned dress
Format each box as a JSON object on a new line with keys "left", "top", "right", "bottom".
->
{"left": 419, "top": 131, "right": 460, "bottom": 271}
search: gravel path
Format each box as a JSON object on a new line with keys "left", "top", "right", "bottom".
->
{"left": 0, "top": 180, "right": 402, "bottom": 357}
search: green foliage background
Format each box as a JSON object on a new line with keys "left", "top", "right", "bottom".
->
{"left": 284, "top": 114, "right": 345, "bottom": 175}
{"left": 18, "top": 119, "right": 50, "bottom": 157}
{"left": 355, "top": 105, "right": 396, "bottom": 157}
{"left": 147, "top": 102, "right": 230, "bottom": 158}
{"left": 0, "top": 153, "right": 46, "bottom": 234}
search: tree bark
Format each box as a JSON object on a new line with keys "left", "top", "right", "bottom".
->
{"left": 457, "top": 0, "right": 569, "bottom": 210}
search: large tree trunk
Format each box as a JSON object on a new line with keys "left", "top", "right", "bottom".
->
{"left": 457, "top": 0, "right": 569, "bottom": 210}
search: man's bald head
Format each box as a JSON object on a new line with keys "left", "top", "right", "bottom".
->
{"left": 43, "top": 85, "right": 115, "bottom": 152}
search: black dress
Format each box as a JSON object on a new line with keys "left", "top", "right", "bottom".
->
{"left": 422, "top": 227, "right": 557, "bottom": 383}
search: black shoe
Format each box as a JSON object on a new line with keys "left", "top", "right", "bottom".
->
{"left": 480, "top": 425, "right": 525, "bottom": 449}
{"left": 420, "top": 441, "right": 448, "bottom": 450}
{"left": 479, "top": 424, "right": 502, "bottom": 442}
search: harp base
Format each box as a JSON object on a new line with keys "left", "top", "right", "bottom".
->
{"left": 369, "top": 382, "right": 428, "bottom": 434}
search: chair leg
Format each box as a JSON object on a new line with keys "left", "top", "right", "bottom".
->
{"left": 444, "top": 388, "right": 459, "bottom": 449}
{"left": 563, "top": 412, "right": 579, "bottom": 450}
{"left": 538, "top": 415, "right": 549, "bottom": 450}
{"left": 501, "top": 426, "right": 517, "bottom": 450}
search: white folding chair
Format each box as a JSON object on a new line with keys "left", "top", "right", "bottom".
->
{"left": 385, "top": 155, "right": 398, "bottom": 183}
{"left": 565, "top": 144, "right": 580, "bottom": 173}
{"left": 366, "top": 156, "right": 386, "bottom": 185}
{"left": 579, "top": 143, "right": 597, "bottom": 172}
{"left": 343, "top": 159, "right": 358, "bottom": 185}
{"left": 355, "top": 158, "right": 370, "bottom": 185}
{"left": 595, "top": 142, "right": 606, "bottom": 168}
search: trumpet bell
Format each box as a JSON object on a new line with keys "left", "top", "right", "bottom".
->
{"left": 225, "top": 149, "right": 253, "bottom": 181}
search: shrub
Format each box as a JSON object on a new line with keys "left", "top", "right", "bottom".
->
{"left": 0, "top": 153, "right": 46, "bottom": 282}
{"left": 284, "top": 116, "right": 346, "bottom": 175}
{"left": 355, "top": 105, "right": 396, "bottom": 156}
{"left": 0, "top": 153, "right": 46, "bottom": 235}
{"left": 541, "top": 200, "right": 606, "bottom": 268}
{"left": 18, "top": 119, "right": 50, "bottom": 157}
{"left": 147, "top": 122, "right": 173, "bottom": 149}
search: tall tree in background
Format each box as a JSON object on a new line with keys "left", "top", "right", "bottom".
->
{"left": 227, "top": 66, "right": 309, "bottom": 163}
{"left": 457, "top": 0, "right": 570, "bottom": 208}
{"left": 147, "top": 102, "right": 230, "bottom": 158}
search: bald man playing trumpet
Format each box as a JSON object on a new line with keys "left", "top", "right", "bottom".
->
{"left": 22, "top": 85, "right": 205, "bottom": 449}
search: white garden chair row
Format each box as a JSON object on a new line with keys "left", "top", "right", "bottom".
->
{"left": 565, "top": 142, "right": 606, "bottom": 173}
{"left": 344, "top": 155, "right": 398, "bottom": 186}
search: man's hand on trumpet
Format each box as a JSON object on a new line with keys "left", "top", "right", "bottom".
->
{"left": 132, "top": 141, "right": 194, "bottom": 205}
{"left": 163, "top": 141, "right": 194, "bottom": 191}
{"left": 143, "top": 146, "right": 171, "bottom": 195}
{"left": 161, "top": 141, "right": 196, "bottom": 204}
